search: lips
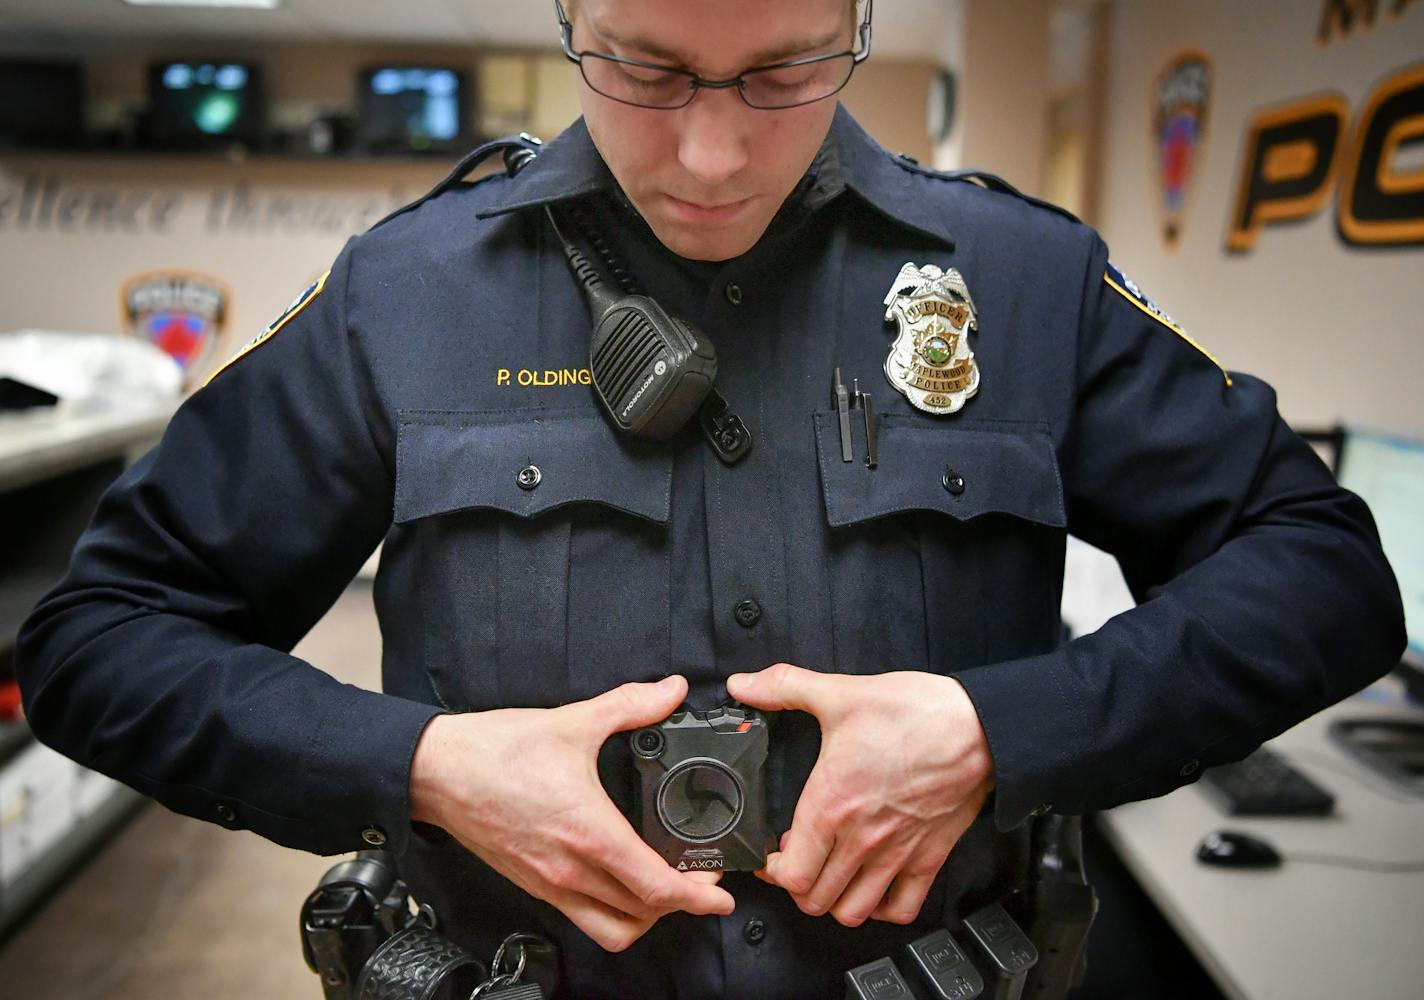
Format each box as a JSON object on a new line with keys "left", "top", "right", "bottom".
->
{"left": 663, "top": 193, "right": 753, "bottom": 225}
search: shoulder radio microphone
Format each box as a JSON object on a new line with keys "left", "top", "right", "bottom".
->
{"left": 543, "top": 204, "right": 752, "bottom": 464}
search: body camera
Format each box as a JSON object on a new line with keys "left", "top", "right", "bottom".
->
{"left": 630, "top": 706, "right": 774, "bottom": 872}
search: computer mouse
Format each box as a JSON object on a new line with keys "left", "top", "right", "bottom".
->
{"left": 1196, "top": 830, "right": 1283, "bottom": 869}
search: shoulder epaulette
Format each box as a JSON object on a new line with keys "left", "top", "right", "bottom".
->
{"left": 891, "top": 152, "right": 1082, "bottom": 225}
{"left": 366, "top": 133, "right": 544, "bottom": 233}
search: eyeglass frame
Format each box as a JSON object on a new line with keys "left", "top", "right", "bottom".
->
{"left": 552, "top": 0, "right": 874, "bottom": 111}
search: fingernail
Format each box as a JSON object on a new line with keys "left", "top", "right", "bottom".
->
{"left": 727, "top": 673, "right": 747, "bottom": 689}
{"left": 659, "top": 675, "right": 680, "bottom": 689}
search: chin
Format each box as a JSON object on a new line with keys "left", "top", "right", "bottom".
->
{"left": 649, "top": 219, "right": 766, "bottom": 262}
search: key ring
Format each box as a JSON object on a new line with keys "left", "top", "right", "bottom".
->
{"left": 468, "top": 932, "right": 551, "bottom": 998}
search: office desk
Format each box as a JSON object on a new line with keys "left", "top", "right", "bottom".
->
{"left": 1097, "top": 681, "right": 1424, "bottom": 1000}
{"left": 0, "top": 400, "right": 173, "bottom": 938}
{"left": 0, "top": 401, "right": 172, "bottom": 492}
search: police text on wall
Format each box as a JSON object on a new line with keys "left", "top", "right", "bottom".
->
{"left": 0, "top": 174, "right": 409, "bottom": 237}
{"left": 1227, "top": 63, "right": 1424, "bottom": 251}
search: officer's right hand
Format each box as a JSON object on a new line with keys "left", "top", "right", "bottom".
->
{"left": 408, "top": 674, "right": 735, "bottom": 952}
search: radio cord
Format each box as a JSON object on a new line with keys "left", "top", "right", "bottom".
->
{"left": 544, "top": 205, "right": 619, "bottom": 321}
{"left": 565, "top": 199, "right": 644, "bottom": 296}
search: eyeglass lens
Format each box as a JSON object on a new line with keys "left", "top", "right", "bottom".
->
{"left": 579, "top": 53, "right": 857, "bottom": 109}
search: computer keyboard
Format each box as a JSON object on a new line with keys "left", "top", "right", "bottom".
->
{"left": 1199, "top": 747, "right": 1336, "bottom": 816}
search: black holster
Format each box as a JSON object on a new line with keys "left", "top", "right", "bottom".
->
{"left": 1018, "top": 814, "right": 1099, "bottom": 999}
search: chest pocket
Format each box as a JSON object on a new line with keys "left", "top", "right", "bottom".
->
{"left": 812, "top": 411, "right": 1067, "bottom": 676}
{"left": 390, "top": 408, "right": 673, "bottom": 711}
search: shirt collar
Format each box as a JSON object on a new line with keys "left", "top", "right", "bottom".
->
{"left": 826, "top": 103, "right": 956, "bottom": 249}
{"left": 476, "top": 104, "right": 955, "bottom": 250}
{"left": 474, "top": 117, "right": 613, "bottom": 219}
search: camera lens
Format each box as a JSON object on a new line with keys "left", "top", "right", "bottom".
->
{"left": 657, "top": 760, "right": 744, "bottom": 842}
{"left": 634, "top": 728, "right": 665, "bottom": 757}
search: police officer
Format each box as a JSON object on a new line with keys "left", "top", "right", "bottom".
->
{"left": 16, "top": 1, "right": 1406, "bottom": 998}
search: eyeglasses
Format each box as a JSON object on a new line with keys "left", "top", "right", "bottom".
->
{"left": 553, "top": 0, "right": 873, "bottom": 111}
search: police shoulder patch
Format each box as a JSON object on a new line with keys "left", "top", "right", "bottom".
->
{"left": 1104, "top": 262, "right": 1232, "bottom": 387}
{"left": 203, "top": 271, "right": 329, "bottom": 387}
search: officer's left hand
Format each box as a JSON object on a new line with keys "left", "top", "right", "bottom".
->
{"left": 725, "top": 664, "right": 994, "bottom": 928}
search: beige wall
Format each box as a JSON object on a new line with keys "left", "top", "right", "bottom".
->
{"left": 1096, "top": 0, "right": 1424, "bottom": 436}
{"left": 0, "top": 44, "right": 934, "bottom": 386}
{"left": 0, "top": 153, "right": 443, "bottom": 384}
{"left": 957, "top": 0, "right": 1054, "bottom": 194}
{"left": 842, "top": 59, "right": 939, "bottom": 164}
{"left": 926, "top": 0, "right": 1056, "bottom": 195}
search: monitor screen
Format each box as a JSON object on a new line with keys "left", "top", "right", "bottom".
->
{"left": 357, "top": 67, "right": 468, "bottom": 154}
{"left": 0, "top": 61, "right": 85, "bottom": 149}
{"left": 147, "top": 61, "right": 264, "bottom": 148}
{"left": 1337, "top": 427, "right": 1424, "bottom": 664}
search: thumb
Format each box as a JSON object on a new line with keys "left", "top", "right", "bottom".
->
{"left": 725, "top": 663, "right": 829, "bottom": 715}
{"left": 682, "top": 870, "right": 725, "bottom": 887}
{"left": 579, "top": 675, "right": 687, "bottom": 737}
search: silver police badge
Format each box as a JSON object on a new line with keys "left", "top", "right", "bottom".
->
{"left": 883, "top": 263, "right": 980, "bottom": 415}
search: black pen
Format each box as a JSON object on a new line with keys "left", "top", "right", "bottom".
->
{"left": 862, "top": 390, "right": 877, "bottom": 468}
{"left": 833, "top": 367, "right": 853, "bottom": 462}
{"left": 851, "top": 378, "right": 878, "bottom": 469}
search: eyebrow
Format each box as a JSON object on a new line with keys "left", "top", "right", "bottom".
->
{"left": 587, "top": 17, "right": 847, "bottom": 69}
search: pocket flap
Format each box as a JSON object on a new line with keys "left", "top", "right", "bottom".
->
{"left": 814, "top": 412, "right": 1066, "bottom": 528}
{"left": 395, "top": 409, "right": 673, "bottom": 524}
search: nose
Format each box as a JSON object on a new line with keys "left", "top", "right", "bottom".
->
{"left": 675, "top": 86, "right": 752, "bottom": 188}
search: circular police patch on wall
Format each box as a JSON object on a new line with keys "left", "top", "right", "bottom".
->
{"left": 122, "top": 271, "right": 230, "bottom": 386}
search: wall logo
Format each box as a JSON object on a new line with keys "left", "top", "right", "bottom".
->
{"left": 1227, "top": 63, "right": 1424, "bottom": 251}
{"left": 122, "top": 271, "right": 229, "bottom": 383}
{"left": 1155, "top": 52, "right": 1212, "bottom": 248}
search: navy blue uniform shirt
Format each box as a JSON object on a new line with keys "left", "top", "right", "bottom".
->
{"left": 16, "top": 106, "right": 1405, "bottom": 998}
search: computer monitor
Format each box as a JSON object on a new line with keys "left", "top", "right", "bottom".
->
{"left": 1337, "top": 426, "right": 1424, "bottom": 694}
{"left": 147, "top": 61, "right": 265, "bottom": 149}
{"left": 357, "top": 66, "right": 470, "bottom": 154}
{"left": 0, "top": 61, "right": 85, "bottom": 150}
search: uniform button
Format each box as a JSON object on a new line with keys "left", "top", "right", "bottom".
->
{"left": 516, "top": 464, "right": 541, "bottom": 490}
{"left": 1179, "top": 759, "right": 1201, "bottom": 777}
{"left": 724, "top": 283, "right": 743, "bottom": 306}
{"left": 743, "top": 918, "right": 767, "bottom": 945}
{"left": 734, "top": 599, "right": 762, "bottom": 628}
{"left": 942, "top": 469, "right": 966, "bottom": 495}
{"left": 361, "top": 826, "right": 388, "bottom": 846}
{"left": 214, "top": 802, "right": 237, "bottom": 824}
